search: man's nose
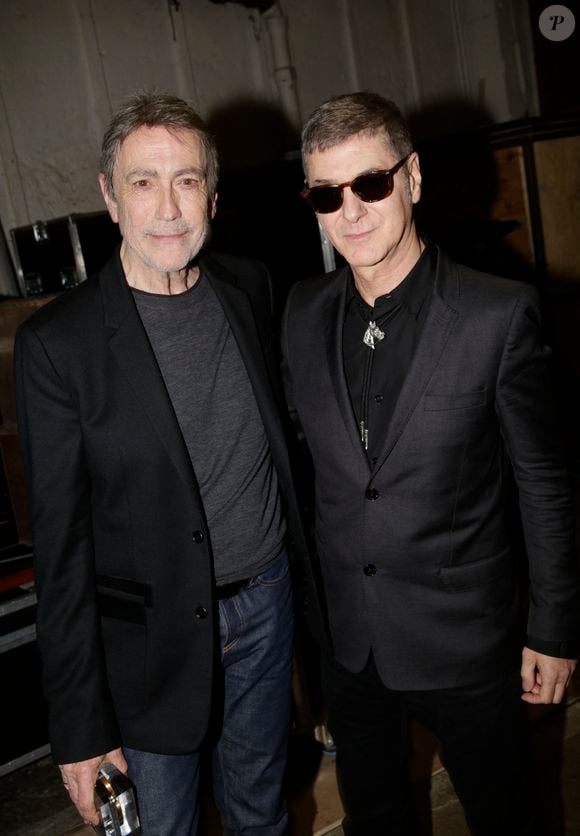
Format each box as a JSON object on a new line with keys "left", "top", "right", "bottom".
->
{"left": 341, "top": 187, "right": 367, "bottom": 223}
{"left": 156, "top": 186, "right": 181, "bottom": 220}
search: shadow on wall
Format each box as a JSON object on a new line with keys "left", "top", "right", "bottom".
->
{"left": 205, "top": 98, "right": 321, "bottom": 319}
{"left": 408, "top": 97, "right": 496, "bottom": 142}
{"left": 207, "top": 98, "right": 300, "bottom": 173}
{"left": 408, "top": 98, "right": 539, "bottom": 284}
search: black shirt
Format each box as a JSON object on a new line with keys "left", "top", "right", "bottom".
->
{"left": 343, "top": 243, "right": 435, "bottom": 467}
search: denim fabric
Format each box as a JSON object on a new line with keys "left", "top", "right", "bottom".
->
{"left": 124, "top": 747, "right": 201, "bottom": 835}
{"left": 212, "top": 551, "right": 293, "bottom": 835}
{"left": 125, "top": 550, "right": 293, "bottom": 836}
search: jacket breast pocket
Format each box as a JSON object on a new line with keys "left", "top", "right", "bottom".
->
{"left": 424, "top": 389, "right": 487, "bottom": 412}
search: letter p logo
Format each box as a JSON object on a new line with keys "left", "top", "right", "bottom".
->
{"left": 539, "top": 5, "right": 576, "bottom": 41}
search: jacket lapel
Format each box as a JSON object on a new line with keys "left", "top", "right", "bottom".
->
{"left": 201, "top": 255, "right": 284, "bottom": 444}
{"left": 373, "top": 250, "right": 459, "bottom": 473}
{"left": 100, "top": 253, "right": 197, "bottom": 493}
{"left": 323, "top": 268, "right": 371, "bottom": 470}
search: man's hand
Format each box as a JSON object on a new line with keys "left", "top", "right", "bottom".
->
{"left": 521, "top": 647, "right": 577, "bottom": 705}
{"left": 59, "top": 748, "right": 128, "bottom": 826}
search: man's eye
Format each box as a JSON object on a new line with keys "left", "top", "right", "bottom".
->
{"left": 133, "top": 179, "right": 149, "bottom": 188}
{"left": 180, "top": 178, "right": 199, "bottom": 187}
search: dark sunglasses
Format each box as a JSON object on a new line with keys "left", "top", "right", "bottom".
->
{"left": 301, "top": 154, "right": 411, "bottom": 214}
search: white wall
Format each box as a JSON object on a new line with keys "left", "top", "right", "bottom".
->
{"left": 0, "top": 0, "right": 538, "bottom": 293}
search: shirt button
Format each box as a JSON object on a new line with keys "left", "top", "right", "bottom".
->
{"left": 366, "top": 488, "right": 379, "bottom": 501}
{"left": 194, "top": 606, "right": 208, "bottom": 619}
{"left": 364, "top": 563, "right": 377, "bottom": 577}
{"left": 192, "top": 530, "right": 204, "bottom": 544}
{"left": 374, "top": 394, "right": 384, "bottom": 403}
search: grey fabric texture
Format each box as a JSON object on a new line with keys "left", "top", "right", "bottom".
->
{"left": 133, "top": 273, "right": 285, "bottom": 583}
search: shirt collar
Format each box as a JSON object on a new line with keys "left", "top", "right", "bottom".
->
{"left": 347, "top": 241, "right": 435, "bottom": 319}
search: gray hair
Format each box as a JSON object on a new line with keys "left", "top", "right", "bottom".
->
{"left": 100, "top": 91, "right": 219, "bottom": 197}
{"left": 301, "top": 91, "right": 413, "bottom": 174}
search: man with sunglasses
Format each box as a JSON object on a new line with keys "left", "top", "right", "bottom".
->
{"left": 281, "top": 92, "right": 579, "bottom": 835}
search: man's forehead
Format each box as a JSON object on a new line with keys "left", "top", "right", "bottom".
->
{"left": 117, "top": 125, "right": 202, "bottom": 161}
{"left": 309, "top": 129, "right": 392, "bottom": 158}
{"left": 110, "top": 126, "right": 205, "bottom": 185}
{"left": 306, "top": 131, "right": 394, "bottom": 178}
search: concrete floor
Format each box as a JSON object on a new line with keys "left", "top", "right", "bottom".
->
{"left": 1, "top": 697, "right": 579, "bottom": 836}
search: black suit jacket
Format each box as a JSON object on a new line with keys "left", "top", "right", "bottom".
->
{"left": 15, "top": 250, "right": 319, "bottom": 763}
{"left": 281, "top": 247, "right": 580, "bottom": 689}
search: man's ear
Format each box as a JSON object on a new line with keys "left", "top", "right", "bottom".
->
{"left": 98, "top": 173, "right": 119, "bottom": 223}
{"left": 407, "top": 152, "right": 422, "bottom": 205}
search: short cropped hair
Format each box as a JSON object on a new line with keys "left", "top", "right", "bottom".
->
{"left": 100, "top": 92, "right": 219, "bottom": 197}
{"left": 301, "top": 91, "right": 413, "bottom": 173}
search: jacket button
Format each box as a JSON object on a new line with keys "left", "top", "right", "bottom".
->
{"left": 192, "top": 530, "right": 204, "bottom": 543}
{"left": 194, "top": 606, "right": 208, "bottom": 619}
{"left": 364, "top": 563, "right": 377, "bottom": 577}
{"left": 365, "top": 488, "right": 379, "bottom": 501}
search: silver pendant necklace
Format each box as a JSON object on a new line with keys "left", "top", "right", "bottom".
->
{"left": 363, "top": 320, "right": 385, "bottom": 350}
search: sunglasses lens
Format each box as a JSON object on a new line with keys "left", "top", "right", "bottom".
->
{"left": 306, "top": 186, "right": 343, "bottom": 214}
{"left": 303, "top": 163, "right": 403, "bottom": 214}
{"left": 353, "top": 171, "right": 393, "bottom": 202}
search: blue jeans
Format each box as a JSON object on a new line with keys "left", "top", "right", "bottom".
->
{"left": 125, "top": 551, "right": 293, "bottom": 836}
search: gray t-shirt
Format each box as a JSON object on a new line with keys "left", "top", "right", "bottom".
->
{"left": 133, "top": 272, "right": 285, "bottom": 583}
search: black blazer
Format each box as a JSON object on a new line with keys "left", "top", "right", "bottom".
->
{"left": 15, "top": 251, "right": 319, "bottom": 763}
{"left": 281, "top": 247, "right": 580, "bottom": 690}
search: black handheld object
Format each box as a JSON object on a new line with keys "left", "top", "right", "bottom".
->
{"left": 94, "top": 763, "right": 141, "bottom": 835}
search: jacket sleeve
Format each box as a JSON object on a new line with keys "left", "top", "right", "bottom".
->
{"left": 14, "top": 324, "right": 121, "bottom": 763}
{"left": 495, "top": 284, "right": 580, "bottom": 655}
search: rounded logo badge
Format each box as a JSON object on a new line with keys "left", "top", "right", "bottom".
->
{"left": 538, "top": 5, "right": 576, "bottom": 41}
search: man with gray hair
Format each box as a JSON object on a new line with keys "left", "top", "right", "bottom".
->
{"left": 15, "top": 92, "right": 317, "bottom": 835}
{"left": 282, "top": 91, "right": 579, "bottom": 835}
